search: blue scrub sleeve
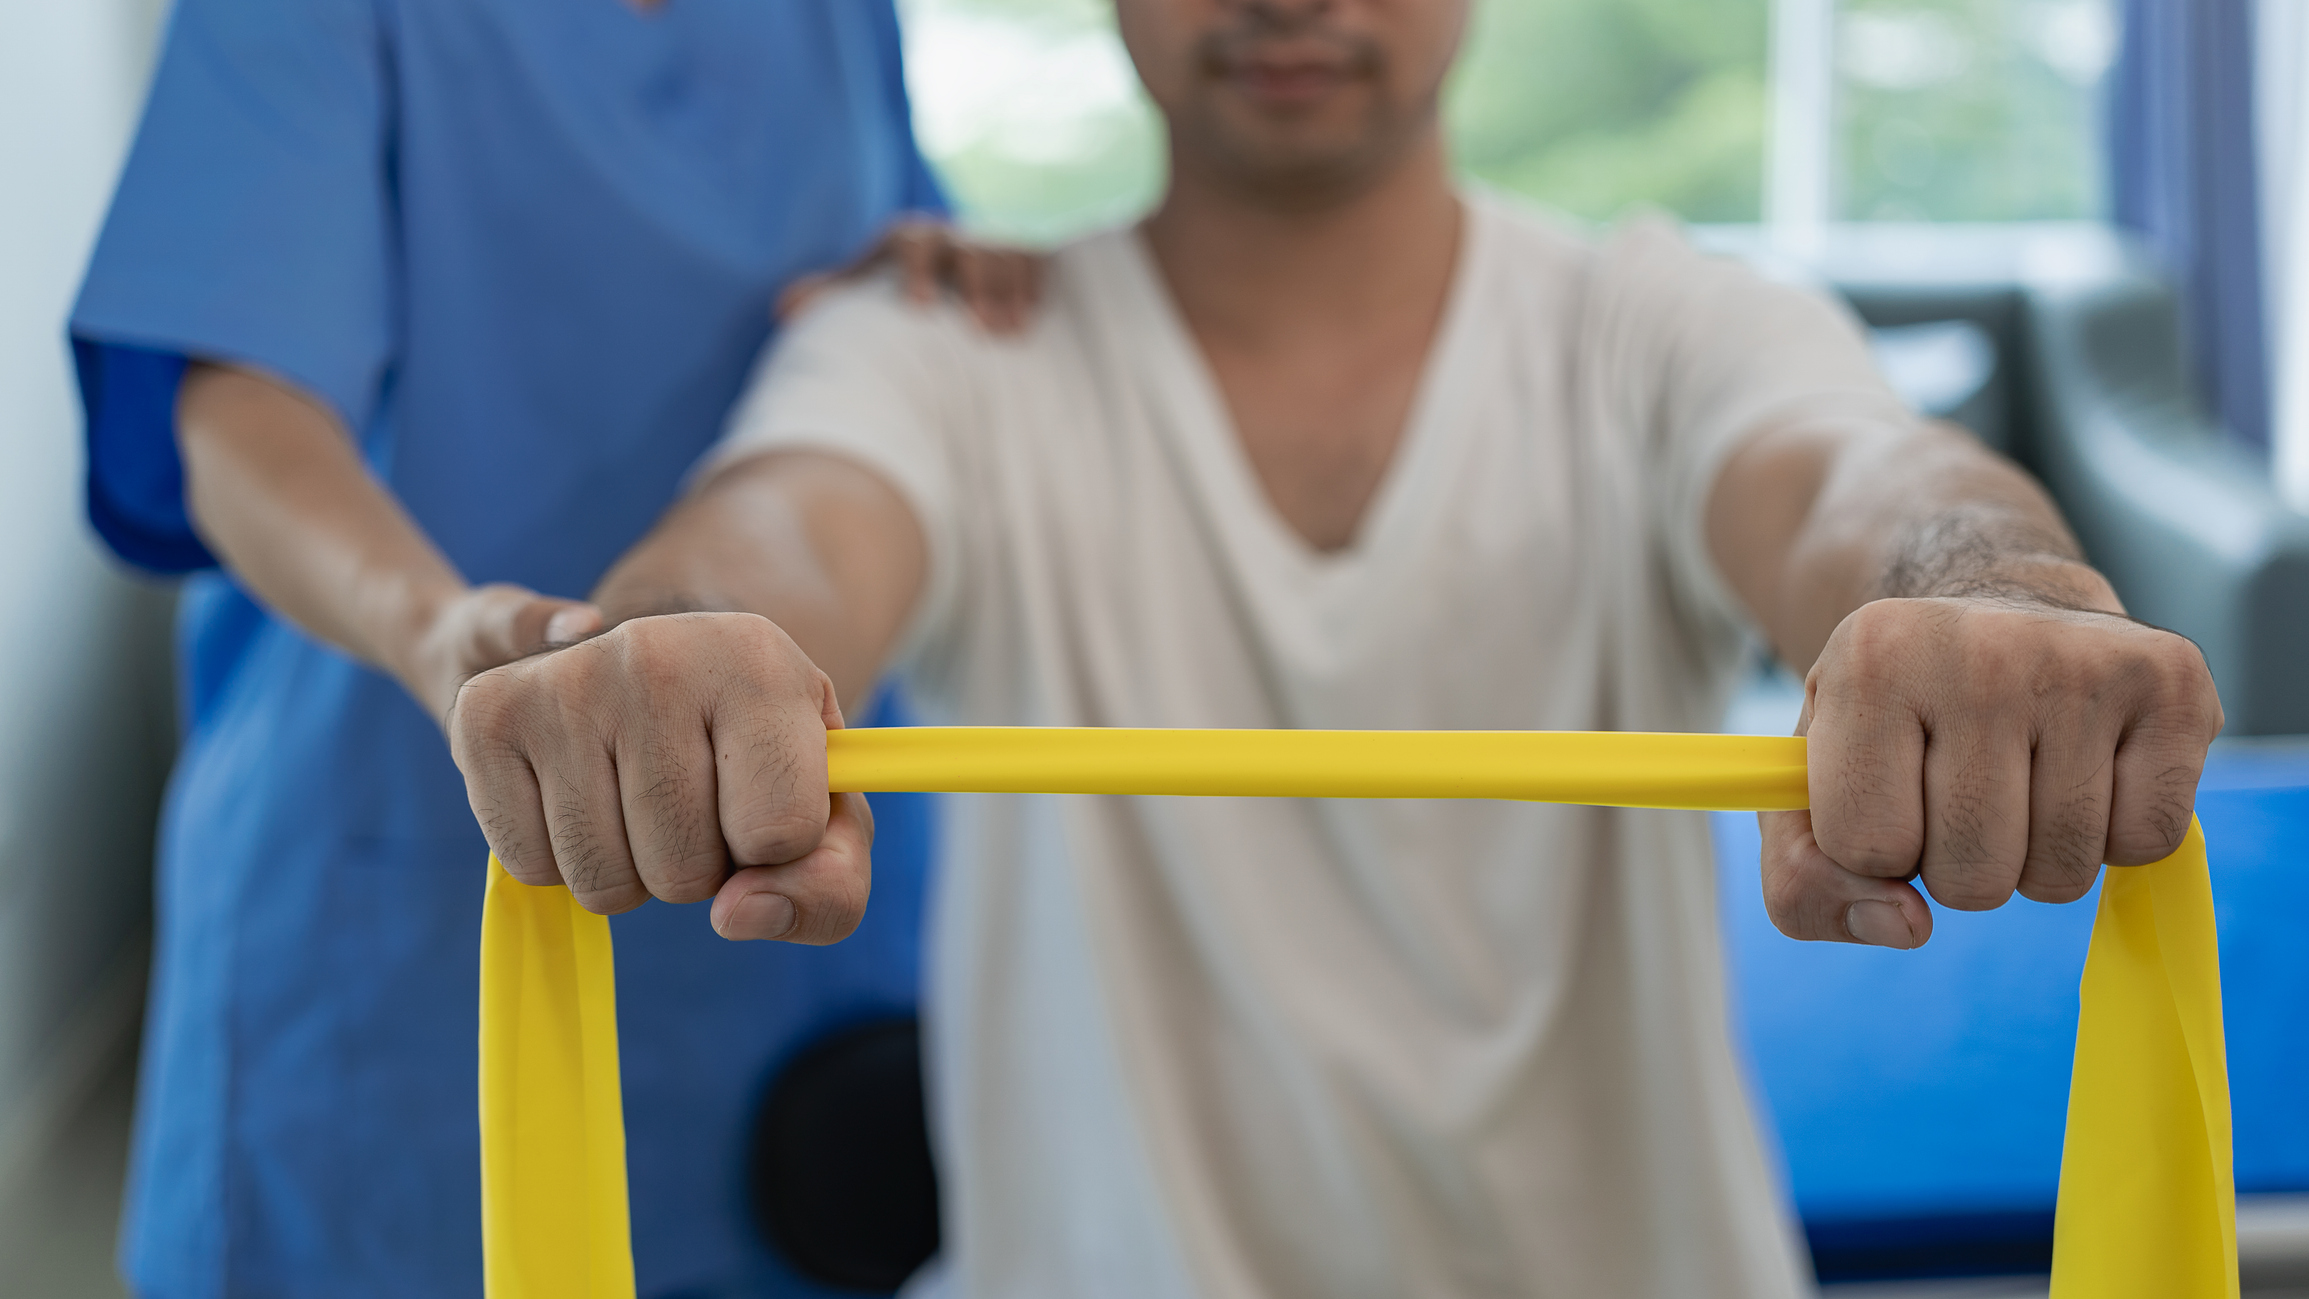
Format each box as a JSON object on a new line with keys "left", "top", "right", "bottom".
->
{"left": 69, "top": 0, "right": 393, "bottom": 575}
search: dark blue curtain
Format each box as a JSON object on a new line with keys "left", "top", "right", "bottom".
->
{"left": 2108, "top": 0, "right": 2270, "bottom": 449}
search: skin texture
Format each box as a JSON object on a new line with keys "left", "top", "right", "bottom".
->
{"left": 1709, "top": 419, "right": 2221, "bottom": 947}
{"left": 451, "top": 0, "right": 2222, "bottom": 949}
{"left": 177, "top": 221, "right": 1034, "bottom": 731}
{"left": 177, "top": 362, "right": 604, "bottom": 722}
{"left": 1130, "top": 0, "right": 1466, "bottom": 550}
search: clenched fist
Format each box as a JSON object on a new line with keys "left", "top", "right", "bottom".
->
{"left": 1763, "top": 596, "right": 2224, "bottom": 949}
{"left": 448, "top": 612, "right": 873, "bottom": 943}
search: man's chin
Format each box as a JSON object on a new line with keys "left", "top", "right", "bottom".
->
{"left": 1189, "top": 120, "right": 1404, "bottom": 202}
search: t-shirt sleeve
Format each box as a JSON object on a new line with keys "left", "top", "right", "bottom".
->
{"left": 68, "top": 0, "right": 393, "bottom": 573}
{"left": 1597, "top": 216, "right": 1912, "bottom": 636}
{"left": 700, "top": 282, "right": 971, "bottom": 668}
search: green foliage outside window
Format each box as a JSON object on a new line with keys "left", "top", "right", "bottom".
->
{"left": 901, "top": 0, "right": 1772, "bottom": 241}
{"left": 1446, "top": 0, "right": 1769, "bottom": 224}
{"left": 1835, "top": 0, "right": 2113, "bottom": 221}
{"left": 899, "top": 0, "right": 2107, "bottom": 243}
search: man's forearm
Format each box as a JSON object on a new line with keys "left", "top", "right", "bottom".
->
{"left": 589, "top": 453, "right": 926, "bottom": 711}
{"left": 1713, "top": 420, "right": 2121, "bottom": 671}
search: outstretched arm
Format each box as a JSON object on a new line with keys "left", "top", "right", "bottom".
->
{"left": 1707, "top": 417, "right": 2222, "bottom": 948}
{"left": 448, "top": 452, "right": 927, "bottom": 942}
{"left": 582, "top": 453, "right": 926, "bottom": 710}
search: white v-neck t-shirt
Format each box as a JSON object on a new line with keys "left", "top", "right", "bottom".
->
{"left": 710, "top": 197, "right": 1906, "bottom": 1298}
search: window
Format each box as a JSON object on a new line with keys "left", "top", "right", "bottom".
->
{"left": 1832, "top": 0, "right": 2117, "bottom": 221}
{"left": 899, "top": 0, "right": 1163, "bottom": 243}
{"left": 898, "top": 0, "right": 2116, "bottom": 240}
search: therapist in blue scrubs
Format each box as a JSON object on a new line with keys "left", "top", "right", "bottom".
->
{"left": 69, "top": 0, "right": 1007, "bottom": 1294}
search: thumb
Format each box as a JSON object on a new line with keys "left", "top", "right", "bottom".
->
{"left": 463, "top": 584, "right": 598, "bottom": 668}
{"left": 1759, "top": 808, "right": 1935, "bottom": 948}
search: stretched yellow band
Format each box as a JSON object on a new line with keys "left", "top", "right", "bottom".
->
{"left": 478, "top": 728, "right": 2235, "bottom": 1298}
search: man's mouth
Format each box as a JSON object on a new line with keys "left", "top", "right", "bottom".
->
{"left": 1203, "top": 35, "right": 1376, "bottom": 110}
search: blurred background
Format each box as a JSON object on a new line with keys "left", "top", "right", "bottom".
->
{"left": 2, "top": 0, "right": 2305, "bottom": 1294}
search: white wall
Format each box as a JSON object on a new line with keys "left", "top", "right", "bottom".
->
{"left": 0, "top": 0, "right": 178, "bottom": 1188}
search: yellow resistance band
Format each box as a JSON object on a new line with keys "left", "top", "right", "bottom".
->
{"left": 478, "top": 728, "right": 2235, "bottom": 1298}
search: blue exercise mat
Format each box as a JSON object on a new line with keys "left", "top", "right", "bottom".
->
{"left": 1715, "top": 744, "right": 2309, "bottom": 1280}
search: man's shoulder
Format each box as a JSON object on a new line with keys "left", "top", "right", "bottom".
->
{"left": 779, "top": 231, "right": 1127, "bottom": 369}
{"left": 1467, "top": 191, "right": 1729, "bottom": 287}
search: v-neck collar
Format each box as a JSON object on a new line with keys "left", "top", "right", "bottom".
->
{"left": 1113, "top": 200, "right": 1494, "bottom": 578}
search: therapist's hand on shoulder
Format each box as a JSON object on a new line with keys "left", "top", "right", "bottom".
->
{"left": 778, "top": 214, "right": 1043, "bottom": 334}
{"left": 449, "top": 612, "right": 870, "bottom": 944}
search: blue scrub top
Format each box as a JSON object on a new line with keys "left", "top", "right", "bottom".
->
{"left": 71, "top": 1, "right": 941, "bottom": 1294}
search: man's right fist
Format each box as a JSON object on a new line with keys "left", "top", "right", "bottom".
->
{"left": 447, "top": 612, "right": 873, "bottom": 943}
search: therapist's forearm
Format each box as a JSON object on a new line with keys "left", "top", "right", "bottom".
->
{"left": 176, "top": 363, "right": 589, "bottom": 722}
{"left": 1706, "top": 418, "right": 2120, "bottom": 673}
{"left": 589, "top": 453, "right": 925, "bottom": 712}
{"left": 179, "top": 364, "right": 460, "bottom": 680}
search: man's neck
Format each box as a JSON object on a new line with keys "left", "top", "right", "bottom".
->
{"left": 1134, "top": 133, "right": 1463, "bottom": 552}
{"left": 1139, "top": 133, "right": 1462, "bottom": 349}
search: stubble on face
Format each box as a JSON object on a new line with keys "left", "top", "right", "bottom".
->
{"left": 1142, "top": 1, "right": 1456, "bottom": 211}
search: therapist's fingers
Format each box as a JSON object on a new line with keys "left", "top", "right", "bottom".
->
{"left": 775, "top": 270, "right": 838, "bottom": 322}
{"left": 889, "top": 222, "right": 946, "bottom": 306}
{"left": 446, "top": 584, "right": 591, "bottom": 659}
{"left": 410, "top": 584, "right": 599, "bottom": 723}
{"left": 955, "top": 246, "right": 1036, "bottom": 334}
{"left": 1759, "top": 808, "right": 1933, "bottom": 948}
{"left": 711, "top": 791, "right": 874, "bottom": 943}
{"left": 955, "top": 251, "right": 1000, "bottom": 332}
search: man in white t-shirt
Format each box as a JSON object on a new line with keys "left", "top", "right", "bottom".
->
{"left": 449, "top": 0, "right": 2222, "bottom": 1293}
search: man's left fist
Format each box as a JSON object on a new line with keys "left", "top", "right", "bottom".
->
{"left": 1759, "top": 596, "right": 2223, "bottom": 948}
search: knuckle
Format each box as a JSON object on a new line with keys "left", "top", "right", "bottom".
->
{"left": 728, "top": 807, "right": 826, "bottom": 867}
{"left": 1756, "top": 828, "right": 1827, "bottom": 937}
{"left": 499, "top": 851, "right": 562, "bottom": 888}
{"left": 1836, "top": 602, "right": 1913, "bottom": 675}
{"left": 639, "top": 845, "right": 730, "bottom": 906}
{"left": 568, "top": 880, "right": 645, "bottom": 916}
{"left": 450, "top": 669, "right": 520, "bottom": 741}
{"left": 549, "top": 818, "right": 637, "bottom": 909}
{"left": 2017, "top": 870, "right": 2096, "bottom": 905}
{"left": 2109, "top": 792, "right": 2193, "bottom": 864}
{"left": 1812, "top": 819, "right": 1919, "bottom": 878}
{"left": 611, "top": 619, "right": 680, "bottom": 679}
{"left": 794, "top": 865, "right": 871, "bottom": 947}
{"left": 1758, "top": 864, "right": 1806, "bottom": 933}
{"left": 2018, "top": 807, "right": 2104, "bottom": 901}
{"left": 1921, "top": 857, "right": 2014, "bottom": 911}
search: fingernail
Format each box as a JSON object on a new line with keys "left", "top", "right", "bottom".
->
{"left": 1846, "top": 900, "right": 1916, "bottom": 949}
{"left": 726, "top": 891, "right": 796, "bottom": 940}
{"left": 545, "top": 608, "right": 590, "bottom": 643}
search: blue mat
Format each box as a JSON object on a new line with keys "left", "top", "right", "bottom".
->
{"left": 1716, "top": 745, "right": 2309, "bottom": 1280}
